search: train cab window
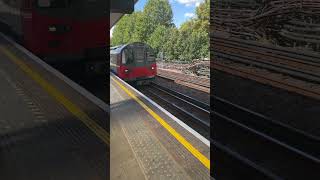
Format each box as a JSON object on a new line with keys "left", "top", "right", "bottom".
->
{"left": 110, "top": 54, "right": 116, "bottom": 64}
{"left": 122, "top": 50, "right": 127, "bottom": 64}
{"left": 37, "top": 0, "right": 68, "bottom": 8}
{"left": 146, "top": 48, "right": 155, "bottom": 62}
{"left": 122, "top": 49, "right": 134, "bottom": 65}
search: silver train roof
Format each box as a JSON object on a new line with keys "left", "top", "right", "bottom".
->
{"left": 110, "top": 42, "right": 150, "bottom": 54}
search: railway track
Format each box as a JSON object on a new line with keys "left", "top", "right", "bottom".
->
{"left": 212, "top": 96, "right": 320, "bottom": 179}
{"left": 137, "top": 80, "right": 319, "bottom": 179}
{"left": 137, "top": 83, "right": 210, "bottom": 138}
{"left": 212, "top": 36, "right": 320, "bottom": 84}
{"left": 157, "top": 69, "right": 210, "bottom": 93}
{"left": 131, "top": 76, "right": 319, "bottom": 179}
{"left": 214, "top": 61, "right": 320, "bottom": 100}
{"left": 212, "top": 35, "right": 320, "bottom": 64}
{"left": 211, "top": 35, "right": 320, "bottom": 100}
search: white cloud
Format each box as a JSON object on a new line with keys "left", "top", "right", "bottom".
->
{"left": 184, "top": 12, "right": 195, "bottom": 18}
{"left": 176, "top": 0, "right": 204, "bottom": 7}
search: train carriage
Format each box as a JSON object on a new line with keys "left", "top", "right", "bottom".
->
{"left": 110, "top": 42, "right": 157, "bottom": 83}
{"left": 0, "top": 0, "right": 107, "bottom": 71}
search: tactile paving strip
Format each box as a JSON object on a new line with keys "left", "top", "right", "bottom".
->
{"left": 111, "top": 83, "right": 193, "bottom": 180}
{"left": 145, "top": 115, "right": 210, "bottom": 179}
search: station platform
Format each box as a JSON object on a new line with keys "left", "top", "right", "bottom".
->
{"left": 110, "top": 74, "right": 210, "bottom": 179}
{"left": 0, "top": 34, "right": 109, "bottom": 180}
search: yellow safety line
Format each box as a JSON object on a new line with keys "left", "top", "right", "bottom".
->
{"left": 0, "top": 46, "right": 110, "bottom": 145}
{"left": 111, "top": 76, "right": 210, "bottom": 169}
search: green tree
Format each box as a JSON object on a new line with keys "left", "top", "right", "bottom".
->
{"left": 147, "top": 25, "right": 169, "bottom": 55}
{"left": 111, "top": 12, "right": 143, "bottom": 46}
{"left": 111, "top": 0, "right": 209, "bottom": 61}
{"left": 181, "top": 0, "right": 209, "bottom": 60}
{"left": 163, "top": 28, "right": 179, "bottom": 60}
{"left": 144, "top": 0, "right": 173, "bottom": 27}
{"left": 133, "top": 0, "right": 173, "bottom": 42}
{"left": 196, "top": 0, "right": 210, "bottom": 23}
{"left": 196, "top": 0, "right": 210, "bottom": 59}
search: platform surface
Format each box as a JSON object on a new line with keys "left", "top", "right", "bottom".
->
{"left": 0, "top": 34, "right": 108, "bottom": 180}
{"left": 110, "top": 74, "right": 210, "bottom": 180}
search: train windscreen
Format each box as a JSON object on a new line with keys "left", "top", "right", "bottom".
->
{"left": 122, "top": 49, "right": 134, "bottom": 65}
{"left": 120, "top": 44, "right": 155, "bottom": 66}
{"left": 146, "top": 47, "right": 155, "bottom": 63}
{"left": 132, "top": 46, "right": 149, "bottom": 67}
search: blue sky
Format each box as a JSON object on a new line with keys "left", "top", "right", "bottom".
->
{"left": 111, "top": 0, "right": 203, "bottom": 37}
{"left": 135, "top": 0, "right": 203, "bottom": 28}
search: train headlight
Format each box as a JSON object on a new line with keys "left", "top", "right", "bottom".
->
{"left": 151, "top": 66, "right": 155, "bottom": 70}
{"left": 124, "top": 69, "right": 129, "bottom": 73}
{"left": 48, "top": 26, "right": 57, "bottom": 32}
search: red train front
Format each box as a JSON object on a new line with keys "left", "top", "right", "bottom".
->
{"left": 110, "top": 42, "right": 157, "bottom": 83}
{"left": 0, "top": 0, "right": 107, "bottom": 68}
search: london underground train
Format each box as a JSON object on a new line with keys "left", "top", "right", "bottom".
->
{"left": 110, "top": 42, "right": 157, "bottom": 83}
{"left": 0, "top": 0, "right": 107, "bottom": 70}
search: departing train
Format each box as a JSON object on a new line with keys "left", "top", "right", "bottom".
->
{"left": 0, "top": 0, "right": 107, "bottom": 69}
{"left": 110, "top": 42, "right": 157, "bottom": 83}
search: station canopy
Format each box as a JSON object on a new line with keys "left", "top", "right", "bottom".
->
{"left": 110, "top": 0, "right": 137, "bottom": 28}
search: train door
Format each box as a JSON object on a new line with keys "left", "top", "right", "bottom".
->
{"left": 117, "top": 48, "right": 132, "bottom": 79}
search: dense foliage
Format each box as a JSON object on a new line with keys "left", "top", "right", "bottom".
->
{"left": 111, "top": 0, "right": 209, "bottom": 62}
